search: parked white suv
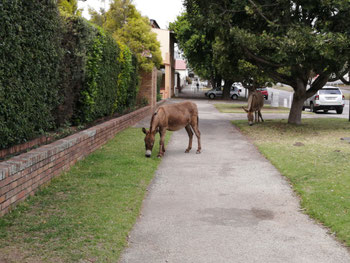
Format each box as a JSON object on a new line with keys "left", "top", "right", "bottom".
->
{"left": 303, "top": 86, "right": 345, "bottom": 114}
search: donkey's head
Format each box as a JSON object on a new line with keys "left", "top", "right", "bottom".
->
{"left": 142, "top": 128, "right": 156, "bottom": 157}
{"left": 242, "top": 107, "right": 254, "bottom": 126}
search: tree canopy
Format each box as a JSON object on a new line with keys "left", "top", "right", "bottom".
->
{"left": 57, "top": 0, "right": 83, "bottom": 16}
{"left": 170, "top": 5, "right": 273, "bottom": 99}
{"left": 89, "top": 0, "right": 162, "bottom": 72}
{"left": 169, "top": 12, "right": 219, "bottom": 87}
{"left": 182, "top": 0, "right": 350, "bottom": 123}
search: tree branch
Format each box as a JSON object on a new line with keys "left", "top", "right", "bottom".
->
{"left": 243, "top": 47, "right": 284, "bottom": 68}
{"left": 306, "top": 72, "right": 330, "bottom": 97}
{"left": 243, "top": 47, "right": 295, "bottom": 85}
{"left": 267, "top": 70, "right": 296, "bottom": 87}
{"left": 247, "top": 0, "right": 274, "bottom": 25}
{"left": 328, "top": 65, "right": 350, "bottom": 83}
{"left": 340, "top": 75, "right": 350, "bottom": 85}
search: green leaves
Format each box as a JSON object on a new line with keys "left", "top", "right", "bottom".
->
{"left": 57, "top": 0, "right": 82, "bottom": 17}
{"left": 185, "top": 0, "right": 350, "bottom": 123}
{"left": 73, "top": 22, "right": 139, "bottom": 124}
{"left": 0, "top": 0, "right": 64, "bottom": 148}
{"left": 185, "top": 0, "right": 350, "bottom": 87}
{"left": 0, "top": 5, "right": 139, "bottom": 149}
{"left": 91, "top": 0, "right": 162, "bottom": 72}
{"left": 170, "top": 12, "right": 217, "bottom": 81}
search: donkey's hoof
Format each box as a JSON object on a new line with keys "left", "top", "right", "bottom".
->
{"left": 185, "top": 149, "right": 190, "bottom": 153}
{"left": 196, "top": 150, "right": 201, "bottom": 154}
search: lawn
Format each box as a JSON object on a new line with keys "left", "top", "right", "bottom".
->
{"left": 214, "top": 103, "right": 311, "bottom": 114}
{"left": 0, "top": 128, "right": 171, "bottom": 263}
{"left": 343, "top": 93, "right": 350, "bottom": 100}
{"left": 233, "top": 118, "right": 350, "bottom": 246}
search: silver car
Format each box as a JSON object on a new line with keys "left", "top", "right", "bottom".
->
{"left": 205, "top": 86, "right": 241, "bottom": 100}
{"left": 303, "top": 86, "right": 345, "bottom": 114}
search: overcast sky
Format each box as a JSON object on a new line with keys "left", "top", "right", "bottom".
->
{"left": 79, "top": 0, "right": 184, "bottom": 29}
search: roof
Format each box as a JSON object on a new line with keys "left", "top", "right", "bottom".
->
{"left": 150, "top": 19, "right": 160, "bottom": 29}
{"left": 175, "top": 60, "right": 187, "bottom": 70}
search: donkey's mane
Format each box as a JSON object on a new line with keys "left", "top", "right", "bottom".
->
{"left": 149, "top": 110, "right": 159, "bottom": 132}
{"left": 247, "top": 93, "right": 255, "bottom": 111}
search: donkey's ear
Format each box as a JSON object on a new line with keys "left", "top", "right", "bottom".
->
{"left": 242, "top": 107, "right": 248, "bottom": 113}
{"left": 142, "top": 127, "right": 147, "bottom": 134}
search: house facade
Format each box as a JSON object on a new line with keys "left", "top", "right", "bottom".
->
{"left": 175, "top": 59, "right": 188, "bottom": 88}
{"left": 151, "top": 19, "right": 176, "bottom": 99}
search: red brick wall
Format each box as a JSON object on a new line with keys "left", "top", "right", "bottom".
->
{"left": 0, "top": 106, "right": 152, "bottom": 217}
{"left": 137, "top": 68, "right": 157, "bottom": 108}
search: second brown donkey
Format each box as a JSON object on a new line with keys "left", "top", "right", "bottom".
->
{"left": 142, "top": 101, "right": 201, "bottom": 158}
{"left": 242, "top": 91, "right": 264, "bottom": 126}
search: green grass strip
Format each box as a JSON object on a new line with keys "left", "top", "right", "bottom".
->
{"left": 233, "top": 118, "right": 350, "bottom": 246}
{"left": 215, "top": 103, "right": 311, "bottom": 114}
{"left": 0, "top": 128, "right": 171, "bottom": 262}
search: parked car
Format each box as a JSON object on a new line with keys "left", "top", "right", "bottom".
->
{"left": 303, "top": 86, "right": 345, "bottom": 114}
{"left": 205, "top": 85, "right": 241, "bottom": 100}
{"left": 233, "top": 82, "right": 244, "bottom": 89}
{"left": 256, "top": 87, "right": 268, "bottom": 100}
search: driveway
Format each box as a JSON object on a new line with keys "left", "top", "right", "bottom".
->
{"left": 121, "top": 99, "right": 350, "bottom": 263}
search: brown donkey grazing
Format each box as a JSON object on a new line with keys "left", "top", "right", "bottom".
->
{"left": 142, "top": 101, "right": 201, "bottom": 158}
{"left": 242, "top": 91, "right": 264, "bottom": 126}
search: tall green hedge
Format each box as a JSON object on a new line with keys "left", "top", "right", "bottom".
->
{"left": 57, "top": 16, "right": 95, "bottom": 126}
{"left": 69, "top": 18, "right": 139, "bottom": 124}
{"left": 0, "top": 0, "right": 64, "bottom": 148}
{"left": 117, "top": 43, "right": 139, "bottom": 113}
{"left": 76, "top": 26, "right": 121, "bottom": 124}
{"left": 0, "top": 3, "right": 140, "bottom": 149}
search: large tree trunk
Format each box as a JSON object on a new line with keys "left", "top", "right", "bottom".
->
{"left": 288, "top": 80, "right": 307, "bottom": 124}
{"left": 288, "top": 94, "right": 305, "bottom": 124}
{"left": 216, "top": 78, "right": 222, "bottom": 89}
{"left": 209, "top": 78, "right": 215, "bottom": 89}
{"left": 223, "top": 80, "right": 233, "bottom": 100}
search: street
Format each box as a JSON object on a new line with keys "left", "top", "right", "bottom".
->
{"left": 266, "top": 87, "right": 350, "bottom": 119}
{"left": 238, "top": 86, "right": 349, "bottom": 118}
{"left": 122, "top": 98, "right": 350, "bottom": 263}
{"left": 180, "top": 84, "right": 350, "bottom": 119}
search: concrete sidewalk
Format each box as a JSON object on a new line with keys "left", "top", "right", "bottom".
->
{"left": 121, "top": 99, "right": 350, "bottom": 263}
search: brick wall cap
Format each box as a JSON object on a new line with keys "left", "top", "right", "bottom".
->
{"left": 0, "top": 163, "right": 12, "bottom": 181}
{"left": 1, "top": 161, "right": 21, "bottom": 177}
{"left": 82, "top": 129, "right": 97, "bottom": 137}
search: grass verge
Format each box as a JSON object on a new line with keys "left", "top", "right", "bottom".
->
{"left": 214, "top": 103, "right": 311, "bottom": 114}
{"left": 233, "top": 118, "right": 350, "bottom": 246}
{"left": 0, "top": 128, "right": 171, "bottom": 263}
{"left": 343, "top": 93, "right": 350, "bottom": 100}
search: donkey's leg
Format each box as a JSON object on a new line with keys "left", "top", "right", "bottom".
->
{"left": 258, "top": 110, "right": 264, "bottom": 122}
{"left": 162, "top": 130, "right": 166, "bottom": 153}
{"left": 190, "top": 116, "right": 201, "bottom": 154}
{"left": 255, "top": 111, "right": 258, "bottom": 122}
{"left": 158, "top": 129, "right": 166, "bottom": 158}
{"left": 162, "top": 140, "right": 166, "bottom": 153}
{"left": 185, "top": 125, "right": 193, "bottom": 153}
